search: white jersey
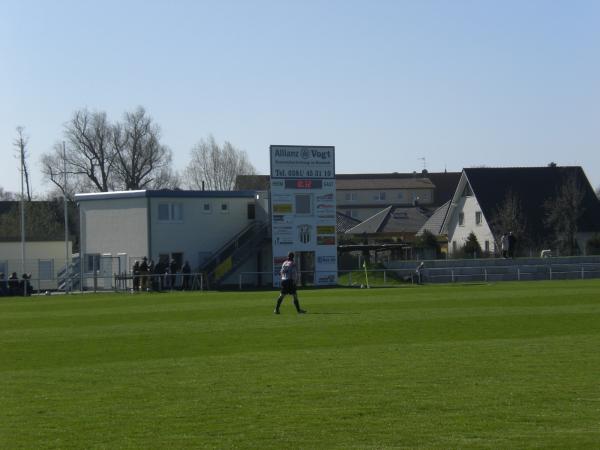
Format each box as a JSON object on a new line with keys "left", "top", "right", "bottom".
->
{"left": 280, "top": 259, "right": 297, "bottom": 281}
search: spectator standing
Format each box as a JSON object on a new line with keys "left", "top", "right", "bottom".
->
{"left": 500, "top": 233, "right": 508, "bottom": 258}
{"left": 154, "top": 259, "right": 165, "bottom": 291}
{"left": 0, "top": 272, "right": 7, "bottom": 296}
{"left": 8, "top": 272, "right": 19, "bottom": 296}
{"left": 148, "top": 259, "right": 157, "bottom": 291}
{"left": 139, "top": 257, "right": 149, "bottom": 291}
{"left": 181, "top": 261, "right": 191, "bottom": 290}
{"left": 169, "top": 259, "right": 178, "bottom": 290}
{"left": 507, "top": 232, "right": 517, "bottom": 258}
{"left": 414, "top": 262, "right": 425, "bottom": 284}
{"left": 20, "top": 273, "right": 32, "bottom": 296}
{"left": 132, "top": 261, "right": 140, "bottom": 291}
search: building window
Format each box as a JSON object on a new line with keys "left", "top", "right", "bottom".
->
{"left": 247, "top": 203, "right": 255, "bottom": 220}
{"left": 452, "top": 241, "right": 457, "bottom": 253}
{"left": 158, "top": 203, "right": 183, "bottom": 222}
{"left": 374, "top": 192, "right": 386, "bottom": 201}
{"left": 295, "top": 194, "right": 312, "bottom": 215}
{"left": 475, "top": 211, "right": 482, "bottom": 225}
{"left": 202, "top": 202, "right": 212, "bottom": 214}
{"left": 344, "top": 192, "right": 357, "bottom": 201}
{"left": 458, "top": 212, "right": 464, "bottom": 226}
{"left": 158, "top": 204, "right": 170, "bottom": 221}
{"left": 220, "top": 202, "right": 229, "bottom": 214}
{"left": 485, "top": 240, "right": 490, "bottom": 252}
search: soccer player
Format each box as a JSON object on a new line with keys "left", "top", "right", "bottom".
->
{"left": 274, "top": 252, "right": 306, "bottom": 314}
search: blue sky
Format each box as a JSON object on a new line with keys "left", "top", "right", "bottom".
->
{"left": 2, "top": 0, "right": 599, "bottom": 195}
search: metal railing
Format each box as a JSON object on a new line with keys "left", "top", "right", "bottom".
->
{"left": 2, "top": 261, "right": 600, "bottom": 295}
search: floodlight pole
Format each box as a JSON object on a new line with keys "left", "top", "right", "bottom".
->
{"left": 63, "top": 141, "right": 70, "bottom": 293}
{"left": 20, "top": 140, "right": 26, "bottom": 275}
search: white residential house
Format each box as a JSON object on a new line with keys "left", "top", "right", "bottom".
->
{"left": 441, "top": 166, "right": 600, "bottom": 257}
{"left": 443, "top": 175, "right": 497, "bottom": 255}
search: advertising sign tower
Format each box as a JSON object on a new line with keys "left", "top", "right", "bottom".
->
{"left": 270, "top": 145, "right": 337, "bottom": 286}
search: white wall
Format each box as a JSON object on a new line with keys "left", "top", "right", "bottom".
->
{"left": 447, "top": 196, "right": 497, "bottom": 255}
{"left": 0, "top": 241, "right": 73, "bottom": 289}
{"left": 149, "top": 196, "right": 255, "bottom": 269}
{"left": 79, "top": 197, "right": 149, "bottom": 261}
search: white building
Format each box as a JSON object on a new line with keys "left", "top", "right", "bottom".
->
{"left": 75, "top": 190, "right": 270, "bottom": 286}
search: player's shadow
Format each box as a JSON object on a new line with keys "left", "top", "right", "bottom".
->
{"left": 308, "top": 311, "right": 360, "bottom": 315}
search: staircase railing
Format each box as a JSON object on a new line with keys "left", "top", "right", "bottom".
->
{"left": 202, "top": 221, "right": 269, "bottom": 287}
{"left": 57, "top": 256, "right": 81, "bottom": 291}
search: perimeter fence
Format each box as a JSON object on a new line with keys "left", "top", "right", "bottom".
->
{"left": 2, "top": 258, "right": 600, "bottom": 295}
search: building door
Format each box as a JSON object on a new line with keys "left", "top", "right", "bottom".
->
{"left": 100, "top": 254, "right": 113, "bottom": 289}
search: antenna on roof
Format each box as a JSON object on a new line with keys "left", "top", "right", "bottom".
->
{"left": 418, "top": 157, "right": 426, "bottom": 171}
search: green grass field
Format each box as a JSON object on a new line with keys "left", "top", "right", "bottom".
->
{"left": 2, "top": 280, "right": 600, "bottom": 449}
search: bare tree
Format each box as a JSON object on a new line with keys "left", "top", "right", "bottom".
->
{"left": 544, "top": 174, "right": 585, "bottom": 255}
{"left": 112, "top": 107, "right": 175, "bottom": 190}
{"left": 42, "top": 107, "right": 177, "bottom": 195}
{"left": 490, "top": 189, "right": 527, "bottom": 248}
{"left": 14, "top": 126, "right": 32, "bottom": 201}
{"left": 184, "top": 135, "right": 256, "bottom": 190}
{"left": 41, "top": 109, "right": 116, "bottom": 195}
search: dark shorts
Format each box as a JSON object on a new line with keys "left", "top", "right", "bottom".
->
{"left": 280, "top": 279, "right": 297, "bottom": 295}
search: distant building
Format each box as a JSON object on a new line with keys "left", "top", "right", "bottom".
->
{"left": 438, "top": 166, "right": 600, "bottom": 256}
{"left": 236, "top": 171, "right": 461, "bottom": 222}
{"left": 0, "top": 200, "right": 76, "bottom": 289}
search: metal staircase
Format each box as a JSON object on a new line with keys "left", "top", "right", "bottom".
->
{"left": 57, "top": 255, "right": 81, "bottom": 291}
{"left": 201, "top": 221, "right": 269, "bottom": 288}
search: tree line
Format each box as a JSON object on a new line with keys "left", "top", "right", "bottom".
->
{"left": 5, "top": 106, "right": 257, "bottom": 201}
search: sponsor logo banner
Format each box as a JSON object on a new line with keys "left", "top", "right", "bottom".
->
{"left": 316, "top": 203, "right": 334, "bottom": 210}
{"left": 316, "top": 193, "right": 334, "bottom": 202}
{"left": 273, "top": 203, "right": 293, "bottom": 213}
{"left": 317, "top": 235, "right": 336, "bottom": 245}
{"left": 297, "top": 224, "right": 312, "bottom": 244}
{"left": 273, "top": 225, "right": 293, "bottom": 245}
{"left": 317, "top": 274, "right": 337, "bottom": 284}
{"left": 316, "top": 225, "right": 335, "bottom": 234}
{"left": 317, "top": 255, "right": 337, "bottom": 265}
{"left": 273, "top": 194, "right": 292, "bottom": 202}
